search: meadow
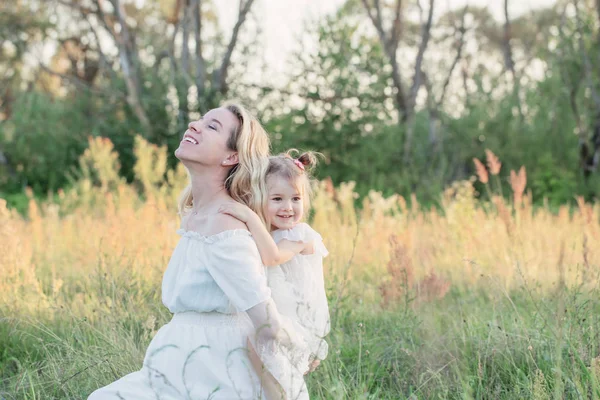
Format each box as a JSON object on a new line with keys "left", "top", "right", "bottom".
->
{"left": 2, "top": 137, "right": 600, "bottom": 399}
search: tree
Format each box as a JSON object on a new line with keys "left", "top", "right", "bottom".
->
{"left": 360, "top": 0, "right": 435, "bottom": 162}
{"left": 0, "top": 1, "right": 54, "bottom": 186}
{"left": 0, "top": 0, "right": 264, "bottom": 192}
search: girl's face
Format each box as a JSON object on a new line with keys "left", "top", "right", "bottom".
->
{"left": 265, "top": 175, "right": 304, "bottom": 230}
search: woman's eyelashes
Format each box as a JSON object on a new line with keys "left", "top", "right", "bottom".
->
{"left": 197, "top": 118, "right": 217, "bottom": 131}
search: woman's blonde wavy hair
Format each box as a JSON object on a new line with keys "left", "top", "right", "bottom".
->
{"left": 177, "top": 103, "right": 270, "bottom": 225}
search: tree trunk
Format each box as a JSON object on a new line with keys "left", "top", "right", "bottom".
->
{"left": 179, "top": 0, "right": 192, "bottom": 124}
{"left": 212, "top": 0, "right": 255, "bottom": 101}
{"left": 103, "top": 0, "right": 152, "bottom": 135}
{"left": 503, "top": 0, "right": 523, "bottom": 121}
{"left": 193, "top": 0, "right": 206, "bottom": 113}
{"left": 596, "top": 0, "right": 600, "bottom": 30}
{"left": 403, "top": 0, "right": 435, "bottom": 162}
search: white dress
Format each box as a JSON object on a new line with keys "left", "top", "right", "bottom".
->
{"left": 269, "top": 223, "right": 330, "bottom": 363}
{"left": 88, "top": 229, "right": 310, "bottom": 400}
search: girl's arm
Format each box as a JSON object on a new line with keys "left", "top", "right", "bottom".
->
{"left": 219, "top": 202, "right": 311, "bottom": 266}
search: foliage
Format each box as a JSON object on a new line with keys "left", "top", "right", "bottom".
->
{"left": 2, "top": 0, "right": 600, "bottom": 206}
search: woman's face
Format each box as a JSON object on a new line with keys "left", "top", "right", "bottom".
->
{"left": 175, "top": 107, "right": 239, "bottom": 167}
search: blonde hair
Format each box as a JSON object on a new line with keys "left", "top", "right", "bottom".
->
{"left": 265, "top": 149, "right": 319, "bottom": 218}
{"left": 177, "top": 103, "right": 270, "bottom": 224}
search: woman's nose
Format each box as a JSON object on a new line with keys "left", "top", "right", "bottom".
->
{"left": 188, "top": 121, "right": 200, "bottom": 132}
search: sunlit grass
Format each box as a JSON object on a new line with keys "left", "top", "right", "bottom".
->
{"left": 2, "top": 138, "right": 600, "bottom": 399}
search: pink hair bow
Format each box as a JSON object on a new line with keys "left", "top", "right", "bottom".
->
{"left": 293, "top": 159, "right": 305, "bottom": 171}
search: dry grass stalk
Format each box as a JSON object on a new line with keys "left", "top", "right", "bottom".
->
{"left": 324, "top": 176, "right": 336, "bottom": 197}
{"left": 582, "top": 234, "right": 590, "bottom": 283}
{"left": 556, "top": 240, "right": 566, "bottom": 290}
{"left": 416, "top": 271, "right": 451, "bottom": 304}
{"left": 510, "top": 166, "right": 527, "bottom": 207}
{"left": 591, "top": 356, "right": 600, "bottom": 384}
{"left": 380, "top": 235, "right": 451, "bottom": 308}
{"left": 473, "top": 158, "right": 489, "bottom": 184}
{"left": 398, "top": 196, "right": 407, "bottom": 214}
{"left": 485, "top": 149, "right": 502, "bottom": 175}
{"left": 492, "top": 195, "right": 513, "bottom": 237}
{"left": 576, "top": 196, "right": 593, "bottom": 225}
{"left": 531, "top": 369, "right": 549, "bottom": 400}
{"left": 4, "top": 134, "right": 600, "bottom": 317}
{"left": 380, "top": 235, "right": 414, "bottom": 308}
{"left": 410, "top": 193, "right": 419, "bottom": 214}
{"left": 322, "top": 176, "right": 342, "bottom": 210}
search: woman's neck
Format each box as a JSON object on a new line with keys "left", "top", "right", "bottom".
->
{"left": 189, "top": 169, "right": 230, "bottom": 213}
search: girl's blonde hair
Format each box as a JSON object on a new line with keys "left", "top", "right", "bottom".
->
{"left": 266, "top": 149, "right": 319, "bottom": 216}
{"left": 177, "top": 103, "right": 270, "bottom": 225}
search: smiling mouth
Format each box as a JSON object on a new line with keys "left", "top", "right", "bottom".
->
{"left": 277, "top": 215, "right": 294, "bottom": 219}
{"left": 182, "top": 133, "right": 198, "bottom": 145}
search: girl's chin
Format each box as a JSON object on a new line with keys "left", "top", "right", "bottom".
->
{"left": 271, "top": 218, "right": 298, "bottom": 230}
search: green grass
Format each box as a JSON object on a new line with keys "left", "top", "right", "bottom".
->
{"left": 2, "top": 276, "right": 600, "bottom": 399}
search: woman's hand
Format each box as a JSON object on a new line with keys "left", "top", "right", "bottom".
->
{"left": 246, "top": 338, "right": 285, "bottom": 400}
{"left": 218, "top": 201, "right": 256, "bottom": 224}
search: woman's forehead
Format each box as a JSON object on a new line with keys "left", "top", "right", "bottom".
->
{"left": 203, "top": 108, "right": 238, "bottom": 128}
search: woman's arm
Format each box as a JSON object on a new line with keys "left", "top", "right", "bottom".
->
{"left": 219, "top": 202, "right": 310, "bottom": 266}
{"left": 247, "top": 339, "right": 285, "bottom": 400}
{"left": 245, "top": 299, "right": 306, "bottom": 392}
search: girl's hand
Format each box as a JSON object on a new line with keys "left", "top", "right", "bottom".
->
{"left": 304, "top": 359, "right": 320, "bottom": 375}
{"left": 300, "top": 241, "right": 314, "bottom": 255}
{"left": 218, "top": 202, "right": 254, "bottom": 223}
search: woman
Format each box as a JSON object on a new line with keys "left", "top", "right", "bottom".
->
{"left": 88, "top": 103, "right": 309, "bottom": 399}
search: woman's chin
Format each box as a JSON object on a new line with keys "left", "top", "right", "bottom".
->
{"left": 175, "top": 147, "right": 193, "bottom": 161}
{"left": 175, "top": 152, "right": 207, "bottom": 170}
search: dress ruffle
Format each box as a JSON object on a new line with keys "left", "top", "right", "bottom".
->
{"left": 176, "top": 228, "right": 252, "bottom": 244}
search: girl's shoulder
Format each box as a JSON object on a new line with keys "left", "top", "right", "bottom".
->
{"left": 294, "top": 222, "right": 322, "bottom": 239}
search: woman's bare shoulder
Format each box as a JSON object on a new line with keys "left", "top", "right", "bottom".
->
{"left": 180, "top": 211, "right": 248, "bottom": 236}
{"left": 211, "top": 212, "right": 249, "bottom": 233}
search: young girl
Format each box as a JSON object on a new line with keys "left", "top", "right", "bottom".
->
{"left": 219, "top": 150, "right": 330, "bottom": 392}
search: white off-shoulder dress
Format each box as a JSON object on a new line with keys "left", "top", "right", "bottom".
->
{"left": 88, "top": 229, "right": 310, "bottom": 400}
{"left": 270, "top": 223, "right": 330, "bottom": 363}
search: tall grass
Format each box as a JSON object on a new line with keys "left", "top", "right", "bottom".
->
{"left": 1, "top": 139, "right": 600, "bottom": 399}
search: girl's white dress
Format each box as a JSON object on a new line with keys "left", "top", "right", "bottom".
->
{"left": 88, "top": 229, "right": 310, "bottom": 400}
{"left": 269, "top": 223, "right": 330, "bottom": 363}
